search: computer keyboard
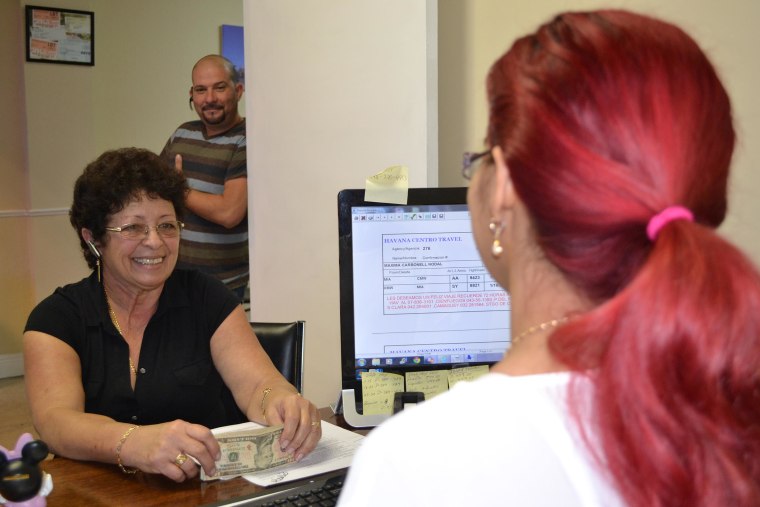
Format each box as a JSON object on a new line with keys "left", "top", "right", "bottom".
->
{"left": 204, "top": 468, "right": 347, "bottom": 507}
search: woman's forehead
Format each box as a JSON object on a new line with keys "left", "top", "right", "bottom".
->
{"left": 111, "top": 195, "right": 175, "bottom": 220}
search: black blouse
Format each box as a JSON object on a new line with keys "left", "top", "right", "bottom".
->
{"left": 25, "top": 269, "right": 246, "bottom": 428}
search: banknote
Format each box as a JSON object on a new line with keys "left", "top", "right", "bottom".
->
{"left": 201, "top": 425, "right": 295, "bottom": 481}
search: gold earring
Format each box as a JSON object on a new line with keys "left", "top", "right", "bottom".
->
{"left": 489, "top": 219, "right": 504, "bottom": 258}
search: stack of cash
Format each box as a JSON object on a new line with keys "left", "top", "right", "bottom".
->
{"left": 202, "top": 425, "right": 294, "bottom": 481}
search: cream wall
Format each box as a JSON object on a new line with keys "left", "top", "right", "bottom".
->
{"left": 0, "top": 0, "right": 244, "bottom": 373}
{"left": 0, "top": 0, "right": 33, "bottom": 361}
{"left": 24, "top": 0, "right": 245, "bottom": 301}
{"left": 438, "top": 0, "right": 760, "bottom": 264}
{"left": 90, "top": 1, "right": 246, "bottom": 154}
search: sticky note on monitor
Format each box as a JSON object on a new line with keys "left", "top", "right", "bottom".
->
{"left": 365, "top": 165, "right": 409, "bottom": 204}
{"left": 405, "top": 370, "right": 449, "bottom": 401}
{"left": 361, "top": 371, "right": 404, "bottom": 415}
{"left": 448, "top": 365, "right": 489, "bottom": 389}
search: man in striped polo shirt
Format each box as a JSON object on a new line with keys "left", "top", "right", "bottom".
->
{"left": 161, "top": 55, "right": 248, "bottom": 301}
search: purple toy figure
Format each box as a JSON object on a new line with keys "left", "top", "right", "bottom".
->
{"left": 0, "top": 433, "right": 52, "bottom": 507}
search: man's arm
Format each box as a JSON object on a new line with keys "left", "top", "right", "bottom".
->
{"left": 186, "top": 178, "right": 248, "bottom": 229}
{"left": 175, "top": 154, "right": 248, "bottom": 229}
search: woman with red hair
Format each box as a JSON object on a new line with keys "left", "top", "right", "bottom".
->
{"left": 339, "top": 10, "right": 759, "bottom": 506}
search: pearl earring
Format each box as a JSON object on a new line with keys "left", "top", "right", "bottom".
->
{"left": 489, "top": 219, "right": 504, "bottom": 258}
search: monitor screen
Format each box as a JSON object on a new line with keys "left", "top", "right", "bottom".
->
{"left": 338, "top": 188, "right": 511, "bottom": 409}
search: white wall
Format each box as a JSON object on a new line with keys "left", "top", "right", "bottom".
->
{"left": 245, "top": 0, "right": 438, "bottom": 407}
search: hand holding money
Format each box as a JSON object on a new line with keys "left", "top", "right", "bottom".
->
{"left": 202, "top": 425, "right": 294, "bottom": 481}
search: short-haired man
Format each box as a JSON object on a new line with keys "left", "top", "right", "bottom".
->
{"left": 161, "top": 55, "right": 248, "bottom": 301}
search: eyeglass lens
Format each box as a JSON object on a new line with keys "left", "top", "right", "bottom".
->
{"left": 111, "top": 222, "right": 183, "bottom": 239}
{"left": 462, "top": 150, "right": 489, "bottom": 180}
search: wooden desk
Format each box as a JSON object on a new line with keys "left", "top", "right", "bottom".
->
{"left": 41, "top": 408, "right": 365, "bottom": 507}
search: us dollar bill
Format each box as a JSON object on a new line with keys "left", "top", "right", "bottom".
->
{"left": 202, "top": 425, "right": 295, "bottom": 481}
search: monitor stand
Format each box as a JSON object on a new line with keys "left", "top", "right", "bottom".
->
{"left": 339, "top": 389, "right": 390, "bottom": 428}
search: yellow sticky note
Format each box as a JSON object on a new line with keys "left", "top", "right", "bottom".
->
{"left": 365, "top": 165, "right": 409, "bottom": 204}
{"left": 361, "top": 371, "right": 405, "bottom": 415}
{"left": 405, "top": 370, "right": 449, "bottom": 401}
{"left": 448, "top": 365, "right": 490, "bottom": 389}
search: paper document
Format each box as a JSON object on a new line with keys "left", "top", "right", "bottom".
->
{"left": 206, "top": 420, "right": 364, "bottom": 486}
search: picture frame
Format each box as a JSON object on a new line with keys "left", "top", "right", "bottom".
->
{"left": 221, "top": 24, "right": 245, "bottom": 84}
{"left": 25, "top": 5, "right": 94, "bottom": 66}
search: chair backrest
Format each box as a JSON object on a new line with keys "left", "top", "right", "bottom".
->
{"left": 251, "top": 321, "right": 305, "bottom": 393}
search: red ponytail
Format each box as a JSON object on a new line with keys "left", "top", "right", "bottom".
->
{"left": 487, "top": 10, "right": 760, "bottom": 506}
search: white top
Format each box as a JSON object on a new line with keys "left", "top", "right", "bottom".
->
{"left": 337, "top": 372, "right": 625, "bottom": 507}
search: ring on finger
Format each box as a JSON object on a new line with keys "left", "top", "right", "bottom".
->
{"left": 174, "top": 453, "right": 189, "bottom": 468}
{"left": 311, "top": 420, "right": 320, "bottom": 428}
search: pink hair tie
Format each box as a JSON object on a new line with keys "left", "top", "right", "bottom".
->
{"left": 646, "top": 206, "right": 694, "bottom": 241}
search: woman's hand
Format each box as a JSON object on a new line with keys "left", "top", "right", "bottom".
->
{"left": 262, "top": 389, "right": 322, "bottom": 462}
{"left": 209, "top": 309, "right": 323, "bottom": 462}
{"left": 122, "top": 420, "right": 221, "bottom": 482}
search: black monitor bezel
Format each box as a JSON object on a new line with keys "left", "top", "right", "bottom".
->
{"left": 338, "top": 187, "right": 499, "bottom": 401}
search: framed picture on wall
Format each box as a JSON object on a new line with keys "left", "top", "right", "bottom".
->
{"left": 25, "top": 5, "right": 94, "bottom": 66}
{"left": 221, "top": 24, "right": 244, "bottom": 84}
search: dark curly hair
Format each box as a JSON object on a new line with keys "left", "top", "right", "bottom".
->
{"left": 69, "top": 148, "right": 188, "bottom": 269}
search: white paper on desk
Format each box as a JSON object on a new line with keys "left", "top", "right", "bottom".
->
{"left": 244, "top": 421, "right": 363, "bottom": 486}
{"left": 211, "top": 420, "right": 364, "bottom": 487}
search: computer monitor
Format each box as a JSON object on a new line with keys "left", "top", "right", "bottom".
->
{"left": 337, "top": 188, "right": 510, "bottom": 424}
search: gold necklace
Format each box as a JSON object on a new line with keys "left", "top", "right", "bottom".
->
{"left": 104, "top": 287, "right": 138, "bottom": 376}
{"left": 510, "top": 316, "right": 569, "bottom": 347}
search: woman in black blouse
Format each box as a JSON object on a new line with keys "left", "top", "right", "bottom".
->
{"left": 23, "top": 148, "right": 321, "bottom": 482}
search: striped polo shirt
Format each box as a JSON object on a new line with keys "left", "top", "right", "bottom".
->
{"left": 160, "top": 119, "right": 248, "bottom": 292}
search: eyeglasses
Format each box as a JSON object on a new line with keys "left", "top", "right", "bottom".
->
{"left": 105, "top": 221, "right": 184, "bottom": 240}
{"left": 462, "top": 149, "right": 490, "bottom": 180}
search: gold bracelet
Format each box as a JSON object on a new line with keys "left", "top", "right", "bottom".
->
{"left": 116, "top": 425, "right": 140, "bottom": 474}
{"left": 261, "top": 387, "right": 273, "bottom": 416}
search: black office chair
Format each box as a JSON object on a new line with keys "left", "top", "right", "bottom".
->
{"left": 251, "top": 321, "right": 305, "bottom": 393}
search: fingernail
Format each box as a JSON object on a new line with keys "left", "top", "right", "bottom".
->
{"left": 216, "top": 452, "right": 221, "bottom": 461}
{"left": 295, "top": 453, "right": 304, "bottom": 462}
{"left": 280, "top": 440, "right": 290, "bottom": 450}
{"left": 210, "top": 468, "right": 217, "bottom": 476}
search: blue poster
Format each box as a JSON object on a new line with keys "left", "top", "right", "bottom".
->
{"left": 221, "top": 25, "right": 244, "bottom": 84}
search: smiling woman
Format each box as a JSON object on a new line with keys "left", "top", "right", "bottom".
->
{"left": 22, "top": 147, "right": 322, "bottom": 483}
